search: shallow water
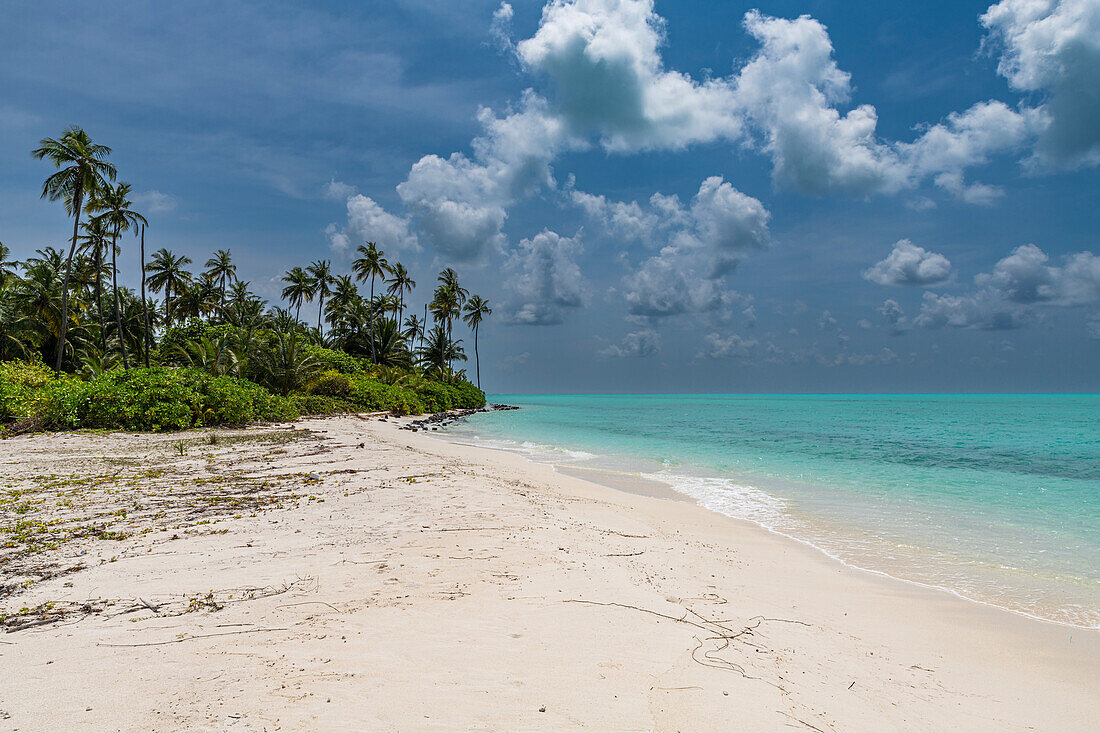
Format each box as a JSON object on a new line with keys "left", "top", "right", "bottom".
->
{"left": 441, "top": 394, "right": 1100, "bottom": 628}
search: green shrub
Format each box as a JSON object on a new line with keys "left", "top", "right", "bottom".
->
{"left": 288, "top": 393, "right": 357, "bottom": 416}
{"left": 75, "top": 367, "right": 297, "bottom": 431}
{"left": 0, "top": 360, "right": 91, "bottom": 428}
{"left": 301, "top": 346, "right": 362, "bottom": 374}
{"left": 309, "top": 369, "right": 352, "bottom": 397}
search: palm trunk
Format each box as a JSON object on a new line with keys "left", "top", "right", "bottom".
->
{"left": 295, "top": 301, "right": 301, "bottom": 324}
{"left": 368, "top": 274, "right": 376, "bottom": 364}
{"left": 317, "top": 294, "right": 324, "bottom": 335}
{"left": 474, "top": 324, "right": 480, "bottom": 390}
{"left": 55, "top": 182, "right": 83, "bottom": 374}
{"left": 95, "top": 241, "right": 106, "bottom": 351}
{"left": 111, "top": 225, "right": 129, "bottom": 369}
{"left": 140, "top": 224, "right": 150, "bottom": 368}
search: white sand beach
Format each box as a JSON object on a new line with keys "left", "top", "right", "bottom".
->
{"left": 1, "top": 415, "right": 1097, "bottom": 731}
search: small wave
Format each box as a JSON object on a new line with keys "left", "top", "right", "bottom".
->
{"left": 642, "top": 472, "right": 788, "bottom": 528}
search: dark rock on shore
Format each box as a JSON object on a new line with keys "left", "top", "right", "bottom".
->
{"left": 400, "top": 404, "right": 519, "bottom": 432}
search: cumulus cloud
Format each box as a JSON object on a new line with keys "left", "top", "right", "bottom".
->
{"left": 698, "top": 332, "right": 757, "bottom": 359}
{"left": 576, "top": 176, "right": 770, "bottom": 317}
{"left": 398, "top": 92, "right": 574, "bottom": 261}
{"left": 981, "top": 0, "right": 1100, "bottom": 168}
{"left": 490, "top": 2, "right": 516, "bottom": 53}
{"left": 976, "top": 243, "right": 1100, "bottom": 305}
{"left": 915, "top": 290, "right": 1030, "bottom": 330}
{"left": 600, "top": 328, "right": 661, "bottom": 357}
{"left": 517, "top": 0, "right": 742, "bottom": 151}
{"left": 327, "top": 194, "right": 419, "bottom": 257}
{"left": 878, "top": 298, "right": 913, "bottom": 333}
{"left": 863, "top": 239, "right": 952, "bottom": 286}
{"left": 915, "top": 243, "right": 1100, "bottom": 330}
{"left": 502, "top": 229, "right": 586, "bottom": 325}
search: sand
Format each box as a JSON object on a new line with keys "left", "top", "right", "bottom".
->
{"left": 0, "top": 414, "right": 1097, "bottom": 731}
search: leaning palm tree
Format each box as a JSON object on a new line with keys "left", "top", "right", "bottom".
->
{"left": 145, "top": 248, "right": 192, "bottom": 328}
{"left": 306, "top": 259, "right": 333, "bottom": 334}
{"left": 204, "top": 249, "right": 236, "bottom": 313}
{"left": 90, "top": 182, "right": 146, "bottom": 368}
{"left": 352, "top": 242, "right": 390, "bottom": 363}
{"left": 462, "top": 295, "right": 492, "bottom": 390}
{"left": 385, "top": 262, "right": 415, "bottom": 325}
{"left": 32, "top": 127, "right": 116, "bottom": 372}
{"left": 280, "top": 266, "right": 313, "bottom": 324}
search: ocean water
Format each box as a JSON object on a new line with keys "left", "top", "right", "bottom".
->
{"left": 440, "top": 394, "right": 1100, "bottom": 628}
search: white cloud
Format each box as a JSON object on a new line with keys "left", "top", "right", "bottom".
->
{"left": 132, "top": 189, "right": 178, "bottom": 213}
{"left": 502, "top": 229, "right": 586, "bottom": 325}
{"left": 324, "top": 179, "right": 357, "bottom": 199}
{"left": 981, "top": 0, "right": 1100, "bottom": 168}
{"left": 579, "top": 176, "right": 770, "bottom": 317}
{"left": 878, "top": 298, "right": 912, "bottom": 333}
{"left": 976, "top": 243, "right": 1100, "bottom": 305}
{"left": 600, "top": 328, "right": 661, "bottom": 357}
{"left": 915, "top": 290, "right": 1030, "bottom": 330}
{"left": 398, "top": 92, "right": 573, "bottom": 261}
{"left": 327, "top": 194, "right": 419, "bottom": 258}
{"left": 916, "top": 243, "right": 1100, "bottom": 330}
{"left": 698, "top": 332, "right": 757, "bottom": 359}
{"left": 863, "top": 239, "right": 952, "bottom": 286}
{"left": 517, "top": 0, "right": 742, "bottom": 151}
{"left": 490, "top": 2, "right": 516, "bottom": 52}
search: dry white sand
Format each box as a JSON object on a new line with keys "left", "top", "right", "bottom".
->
{"left": 1, "top": 415, "right": 1097, "bottom": 731}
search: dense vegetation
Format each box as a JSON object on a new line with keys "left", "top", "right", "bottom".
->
{"left": 0, "top": 127, "right": 491, "bottom": 433}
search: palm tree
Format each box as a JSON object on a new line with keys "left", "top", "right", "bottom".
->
{"left": 253, "top": 329, "right": 321, "bottom": 396}
{"left": 462, "top": 295, "right": 492, "bottom": 390}
{"left": 280, "top": 266, "right": 313, "bottom": 324}
{"left": 306, "top": 259, "right": 333, "bottom": 334}
{"left": 78, "top": 216, "right": 112, "bottom": 350}
{"left": 437, "top": 267, "right": 468, "bottom": 306}
{"left": 418, "top": 323, "right": 465, "bottom": 379}
{"left": 430, "top": 283, "right": 461, "bottom": 369}
{"left": 32, "top": 127, "right": 116, "bottom": 372}
{"left": 204, "top": 249, "right": 236, "bottom": 313}
{"left": 146, "top": 248, "right": 192, "bottom": 328}
{"left": 386, "top": 262, "right": 415, "bottom": 325}
{"left": 403, "top": 313, "right": 424, "bottom": 349}
{"left": 0, "top": 243, "right": 17, "bottom": 288}
{"left": 90, "top": 182, "right": 147, "bottom": 368}
{"left": 324, "top": 275, "right": 360, "bottom": 334}
{"left": 138, "top": 223, "right": 151, "bottom": 366}
{"left": 352, "top": 242, "right": 390, "bottom": 363}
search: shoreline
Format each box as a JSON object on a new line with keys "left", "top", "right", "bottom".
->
{"left": 2, "top": 415, "right": 1097, "bottom": 730}
{"left": 434, "top": 415, "right": 1100, "bottom": 632}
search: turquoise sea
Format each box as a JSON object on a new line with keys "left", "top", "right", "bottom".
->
{"left": 441, "top": 394, "right": 1100, "bottom": 628}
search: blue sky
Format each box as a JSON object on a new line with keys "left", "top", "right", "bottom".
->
{"left": 2, "top": 0, "right": 1097, "bottom": 392}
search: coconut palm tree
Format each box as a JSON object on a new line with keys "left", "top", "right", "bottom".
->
{"left": 280, "top": 266, "right": 313, "bottom": 324}
{"left": 90, "top": 182, "right": 146, "bottom": 368}
{"left": 306, "top": 259, "right": 333, "bottom": 334}
{"left": 385, "top": 262, "right": 415, "bottom": 325}
{"left": 138, "top": 223, "right": 151, "bottom": 366}
{"left": 204, "top": 249, "right": 236, "bottom": 313}
{"left": 462, "top": 295, "right": 492, "bottom": 390}
{"left": 0, "top": 243, "right": 17, "bottom": 288}
{"left": 352, "top": 242, "right": 390, "bottom": 363}
{"left": 324, "top": 275, "right": 360, "bottom": 333}
{"left": 78, "top": 216, "right": 112, "bottom": 350}
{"left": 32, "top": 127, "right": 116, "bottom": 372}
{"left": 146, "top": 248, "right": 193, "bottom": 328}
{"left": 418, "top": 323, "right": 465, "bottom": 379}
{"left": 403, "top": 313, "right": 424, "bottom": 349}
